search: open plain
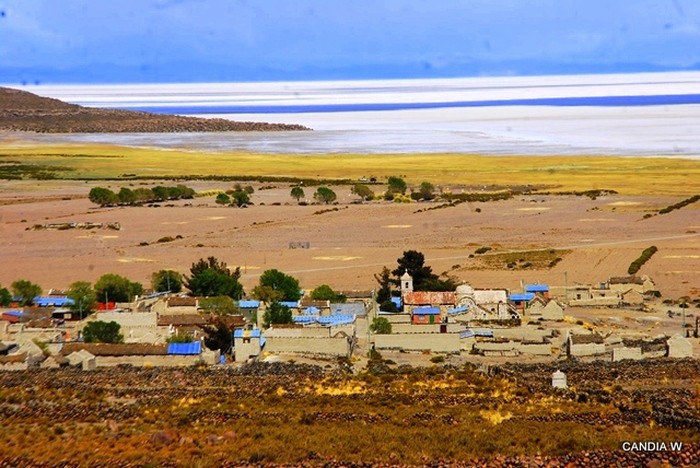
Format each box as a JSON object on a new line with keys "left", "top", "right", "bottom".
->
{"left": 0, "top": 144, "right": 698, "bottom": 299}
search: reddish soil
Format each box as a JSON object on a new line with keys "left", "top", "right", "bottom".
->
{"left": 0, "top": 180, "right": 698, "bottom": 300}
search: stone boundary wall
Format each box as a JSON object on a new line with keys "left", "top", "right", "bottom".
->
{"left": 491, "top": 328, "right": 552, "bottom": 342}
{"left": 390, "top": 323, "right": 464, "bottom": 334}
{"left": 265, "top": 327, "right": 330, "bottom": 338}
{"left": 374, "top": 333, "right": 461, "bottom": 353}
{"left": 264, "top": 337, "right": 350, "bottom": 356}
{"left": 94, "top": 352, "right": 219, "bottom": 368}
{"left": 569, "top": 343, "right": 607, "bottom": 356}
{"left": 613, "top": 347, "right": 643, "bottom": 361}
{"left": 96, "top": 312, "right": 157, "bottom": 327}
{"left": 382, "top": 314, "right": 411, "bottom": 324}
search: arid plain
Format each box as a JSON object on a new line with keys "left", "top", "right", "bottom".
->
{"left": 0, "top": 149, "right": 698, "bottom": 301}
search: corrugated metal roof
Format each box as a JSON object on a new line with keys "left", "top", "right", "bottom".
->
{"left": 510, "top": 293, "right": 536, "bottom": 301}
{"left": 403, "top": 292, "right": 455, "bottom": 305}
{"left": 167, "top": 341, "right": 202, "bottom": 355}
{"left": 304, "top": 306, "right": 320, "bottom": 314}
{"left": 2, "top": 310, "right": 24, "bottom": 317}
{"left": 33, "top": 296, "right": 74, "bottom": 307}
{"left": 525, "top": 284, "right": 550, "bottom": 292}
{"left": 412, "top": 306, "right": 441, "bottom": 315}
{"left": 233, "top": 329, "right": 262, "bottom": 338}
{"left": 447, "top": 305, "right": 469, "bottom": 315}
{"left": 238, "top": 300, "right": 260, "bottom": 309}
{"left": 390, "top": 297, "right": 402, "bottom": 308}
{"left": 279, "top": 301, "right": 299, "bottom": 308}
{"left": 331, "top": 303, "right": 366, "bottom": 316}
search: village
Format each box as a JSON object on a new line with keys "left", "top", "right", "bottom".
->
{"left": 1, "top": 264, "right": 696, "bottom": 375}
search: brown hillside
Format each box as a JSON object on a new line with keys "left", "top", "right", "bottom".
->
{"left": 0, "top": 87, "right": 311, "bottom": 133}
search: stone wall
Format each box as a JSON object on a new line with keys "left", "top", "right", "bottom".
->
{"left": 94, "top": 351, "right": 219, "bottom": 368}
{"left": 569, "top": 343, "right": 607, "bottom": 357}
{"left": 265, "top": 327, "right": 331, "bottom": 338}
{"left": 491, "top": 327, "right": 552, "bottom": 342}
{"left": 390, "top": 323, "right": 464, "bottom": 334}
{"left": 382, "top": 314, "right": 411, "bottom": 324}
{"left": 612, "top": 347, "right": 643, "bottom": 362}
{"left": 264, "top": 336, "right": 350, "bottom": 356}
{"left": 96, "top": 311, "right": 157, "bottom": 327}
{"left": 373, "top": 333, "right": 461, "bottom": 353}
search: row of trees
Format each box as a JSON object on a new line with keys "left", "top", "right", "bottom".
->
{"left": 88, "top": 184, "right": 196, "bottom": 206}
{"left": 215, "top": 184, "right": 255, "bottom": 207}
{"left": 288, "top": 177, "right": 437, "bottom": 205}
{"left": 289, "top": 186, "right": 337, "bottom": 204}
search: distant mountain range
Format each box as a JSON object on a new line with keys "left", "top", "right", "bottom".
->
{"left": 0, "top": 87, "right": 310, "bottom": 133}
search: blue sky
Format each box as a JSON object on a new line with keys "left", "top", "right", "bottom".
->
{"left": 1, "top": 0, "right": 699, "bottom": 84}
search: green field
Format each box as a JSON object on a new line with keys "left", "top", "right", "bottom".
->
{"left": 1, "top": 143, "right": 699, "bottom": 195}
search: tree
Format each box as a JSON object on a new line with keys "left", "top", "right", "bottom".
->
{"left": 230, "top": 190, "right": 250, "bottom": 207}
{"left": 117, "top": 187, "right": 136, "bottom": 205}
{"left": 313, "top": 186, "right": 337, "bottom": 204}
{"left": 258, "top": 269, "right": 302, "bottom": 302}
{"left": 199, "top": 316, "right": 234, "bottom": 354}
{"left": 199, "top": 296, "right": 240, "bottom": 315}
{"left": 185, "top": 257, "right": 243, "bottom": 299}
{"left": 243, "top": 185, "right": 255, "bottom": 195}
{"left": 374, "top": 267, "right": 394, "bottom": 305}
{"left": 418, "top": 181, "right": 436, "bottom": 200}
{"left": 387, "top": 176, "right": 407, "bottom": 195}
{"left": 391, "top": 250, "right": 455, "bottom": 292}
{"left": 215, "top": 192, "right": 231, "bottom": 205}
{"left": 251, "top": 285, "right": 285, "bottom": 304}
{"left": 310, "top": 284, "right": 346, "bottom": 302}
{"left": 263, "top": 302, "right": 293, "bottom": 328}
{"left": 370, "top": 317, "right": 392, "bottom": 334}
{"left": 0, "top": 285, "right": 11, "bottom": 306}
{"left": 151, "top": 269, "right": 183, "bottom": 293}
{"left": 82, "top": 321, "right": 124, "bottom": 343}
{"left": 88, "top": 187, "right": 117, "bottom": 206}
{"left": 11, "top": 279, "right": 42, "bottom": 306}
{"left": 166, "top": 330, "right": 194, "bottom": 343}
{"left": 290, "top": 186, "right": 305, "bottom": 202}
{"left": 94, "top": 274, "right": 144, "bottom": 303}
{"left": 66, "top": 281, "right": 97, "bottom": 320}
{"left": 351, "top": 184, "right": 374, "bottom": 202}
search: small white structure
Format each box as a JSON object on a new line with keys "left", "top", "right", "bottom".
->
{"left": 552, "top": 370, "right": 567, "bottom": 389}
{"left": 667, "top": 334, "right": 693, "bottom": 358}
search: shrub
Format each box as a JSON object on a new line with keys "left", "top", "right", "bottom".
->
{"left": 475, "top": 247, "right": 492, "bottom": 255}
{"left": 627, "top": 246, "right": 658, "bottom": 274}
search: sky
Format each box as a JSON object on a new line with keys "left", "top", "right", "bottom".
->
{"left": 1, "top": 0, "right": 699, "bottom": 84}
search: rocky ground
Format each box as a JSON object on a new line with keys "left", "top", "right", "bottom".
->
{"left": 0, "top": 360, "right": 698, "bottom": 466}
{"left": 0, "top": 87, "right": 310, "bottom": 132}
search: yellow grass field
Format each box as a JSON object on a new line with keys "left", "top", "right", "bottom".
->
{"left": 1, "top": 143, "right": 700, "bottom": 195}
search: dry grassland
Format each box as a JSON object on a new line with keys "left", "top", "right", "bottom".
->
{"left": 1, "top": 143, "right": 700, "bottom": 195}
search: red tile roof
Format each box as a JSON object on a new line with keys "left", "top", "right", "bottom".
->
{"left": 403, "top": 292, "right": 456, "bottom": 305}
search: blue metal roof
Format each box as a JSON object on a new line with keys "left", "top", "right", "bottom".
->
{"left": 412, "top": 306, "right": 441, "bottom": 315}
{"left": 510, "top": 293, "right": 536, "bottom": 302}
{"left": 390, "top": 297, "right": 402, "bottom": 308}
{"left": 525, "top": 284, "right": 549, "bottom": 293}
{"left": 33, "top": 296, "right": 74, "bottom": 307}
{"left": 447, "top": 305, "right": 470, "bottom": 315}
{"left": 292, "top": 314, "right": 355, "bottom": 326}
{"left": 467, "top": 328, "right": 494, "bottom": 338}
{"left": 304, "top": 306, "right": 320, "bottom": 314}
{"left": 167, "top": 341, "right": 202, "bottom": 355}
{"left": 234, "top": 329, "right": 262, "bottom": 338}
{"left": 460, "top": 330, "right": 474, "bottom": 339}
{"left": 2, "top": 310, "right": 23, "bottom": 317}
{"left": 279, "top": 301, "right": 299, "bottom": 308}
{"left": 238, "top": 300, "right": 260, "bottom": 309}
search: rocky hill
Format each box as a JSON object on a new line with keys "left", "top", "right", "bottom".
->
{"left": 0, "top": 87, "right": 310, "bottom": 133}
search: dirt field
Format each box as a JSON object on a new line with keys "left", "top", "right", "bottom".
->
{"left": 0, "top": 179, "right": 697, "bottom": 300}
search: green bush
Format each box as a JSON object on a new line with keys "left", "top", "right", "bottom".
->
{"left": 627, "top": 246, "right": 658, "bottom": 274}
